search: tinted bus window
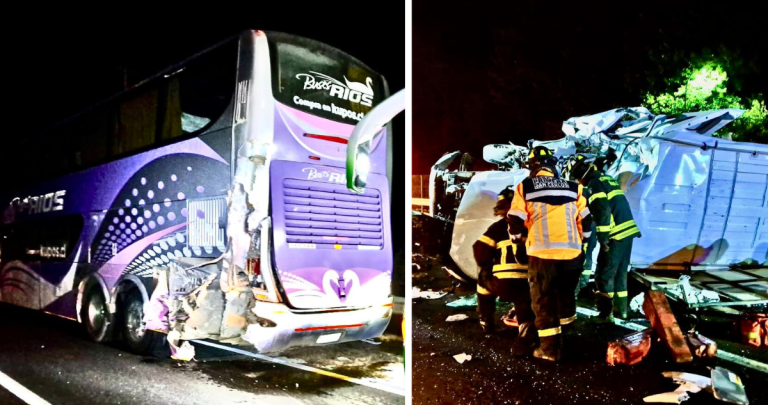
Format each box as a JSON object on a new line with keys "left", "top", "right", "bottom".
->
{"left": 266, "top": 32, "right": 388, "bottom": 126}
{"left": 1, "top": 214, "right": 84, "bottom": 262}
{"left": 8, "top": 39, "right": 237, "bottom": 185}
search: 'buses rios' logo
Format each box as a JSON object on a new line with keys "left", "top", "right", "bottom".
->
{"left": 296, "top": 72, "right": 374, "bottom": 107}
{"left": 303, "top": 168, "right": 346, "bottom": 184}
{"left": 9, "top": 190, "right": 66, "bottom": 215}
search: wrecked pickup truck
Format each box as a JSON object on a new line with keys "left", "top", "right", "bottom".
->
{"left": 428, "top": 107, "right": 768, "bottom": 308}
{"left": 0, "top": 30, "right": 402, "bottom": 358}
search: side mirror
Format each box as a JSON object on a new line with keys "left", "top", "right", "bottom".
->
{"left": 346, "top": 89, "right": 405, "bottom": 194}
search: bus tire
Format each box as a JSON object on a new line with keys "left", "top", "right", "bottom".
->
{"left": 80, "top": 283, "right": 112, "bottom": 343}
{"left": 121, "top": 290, "right": 167, "bottom": 355}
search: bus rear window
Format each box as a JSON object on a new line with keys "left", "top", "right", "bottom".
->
{"left": 267, "top": 32, "right": 388, "bottom": 126}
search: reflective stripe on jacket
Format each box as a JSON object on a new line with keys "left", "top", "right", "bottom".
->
{"left": 473, "top": 219, "right": 528, "bottom": 280}
{"left": 583, "top": 173, "right": 641, "bottom": 244}
{"left": 507, "top": 172, "right": 589, "bottom": 260}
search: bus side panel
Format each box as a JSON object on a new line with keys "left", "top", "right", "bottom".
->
{"left": 1, "top": 131, "right": 231, "bottom": 315}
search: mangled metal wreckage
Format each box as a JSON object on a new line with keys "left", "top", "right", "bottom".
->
{"left": 428, "top": 107, "right": 768, "bottom": 307}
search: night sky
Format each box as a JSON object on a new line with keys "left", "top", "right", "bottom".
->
{"left": 413, "top": 1, "right": 768, "bottom": 174}
{"left": 4, "top": 3, "right": 405, "bottom": 249}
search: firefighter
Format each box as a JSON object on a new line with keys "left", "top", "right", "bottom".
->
{"left": 568, "top": 155, "right": 641, "bottom": 320}
{"left": 564, "top": 156, "right": 598, "bottom": 297}
{"left": 473, "top": 187, "right": 531, "bottom": 347}
{"left": 507, "top": 146, "right": 591, "bottom": 361}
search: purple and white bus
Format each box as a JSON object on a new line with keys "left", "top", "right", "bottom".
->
{"left": 0, "top": 30, "right": 395, "bottom": 354}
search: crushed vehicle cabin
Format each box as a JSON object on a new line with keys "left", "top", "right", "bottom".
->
{"left": 426, "top": 106, "right": 768, "bottom": 308}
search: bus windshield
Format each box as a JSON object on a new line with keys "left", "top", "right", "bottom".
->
{"left": 267, "top": 32, "right": 388, "bottom": 126}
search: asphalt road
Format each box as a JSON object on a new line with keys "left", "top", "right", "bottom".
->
{"left": 0, "top": 303, "right": 404, "bottom": 405}
{"left": 412, "top": 258, "right": 768, "bottom": 405}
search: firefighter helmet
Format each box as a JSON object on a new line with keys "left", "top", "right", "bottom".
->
{"left": 526, "top": 146, "right": 557, "bottom": 177}
{"left": 567, "top": 154, "right": 594, "bottom": 181}
{"left": 493, "top": 186, "right": 515, "bottom": 216}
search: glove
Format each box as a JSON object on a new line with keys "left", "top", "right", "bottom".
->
{"left": 600, "top": 243, "right": 611, "bottom": 253}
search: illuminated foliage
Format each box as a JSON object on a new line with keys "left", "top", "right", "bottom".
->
{"left": 644, "top": 62, "right": 767, "bottom": 143}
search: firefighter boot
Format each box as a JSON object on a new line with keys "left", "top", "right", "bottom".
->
{"left": 479, "top": 317, "right": 495, "bottom": 334}
{"left": 511, "top": 322, "right": 538, "bottom": 357}
{"left": 614, "top": 296, "right": 629, "bottom": 320}
{"left": 595, "top": 293, "right": 615, "bottom": 323}
{"left": 532, "top": 335, "right": 562, "bottom": 362}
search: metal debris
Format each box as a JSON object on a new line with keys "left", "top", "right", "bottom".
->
{"left": 453, "top": 353, "right": 472, "bottom": 364}
{"left": 412, "top": 287, "right": 448, "bottom": 300}
{"left": 445, "top": 314, "right": 470, "bottom": 322}
{"left": 446, "top": 295, "right": 478, "bottom": 308}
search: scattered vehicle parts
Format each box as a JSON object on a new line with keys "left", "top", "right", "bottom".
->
{"left": 413, "top": 287, "right": 447, "bottom": 300}
{"left": 446, "top": 314, "right": 469, "bottom": 322}
{"left": 644, "top": 371, "right": 711, "bottom": 404}
{"left": 446, "top": 294, "right": 479, "bottom": 308}
{"left": 453, "top": 353, "right": 472, "bottom": 364}
{"left": 643, "top": 291, "right": 694, "bottom": 363}
{"left": 606, "top": 329, "right": 652, "bottom": 366}
{"left": 712, "top": 367, "right": 749, "bottom": 405}
{"left": 686, "top": 332, "right": 718, "bottom": 358}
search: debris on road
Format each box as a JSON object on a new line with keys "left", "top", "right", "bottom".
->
{"left": 659, "top": 276, "right": 721, "bottom": 307}
{"left": 630, "top": 293, "right": 646, "bottom": 315}
{"left": 643, "top": 291, "right": 693, "bottom": 363}
{"left": 446, "top": 294, "right": 478, "bottom": 308}
{"left": 445, "top": 314, "right": 469, "bottom": 322}
{"left": 686, "top": 332, "right": 717, "bottom": 359}
{"left": 606, "top": 329, "right": 652, "bottom": 366}
{"left": 712, "top": 366, "right": 749, "bottom": 405}
{"left": 413, "top": 287, "right": 448, "bottom": 300}
{"left": 453, "top": 353, "right": 472, "bottom": 364}
{"left": 644, "top": 371, "right": 711, "bottom": 404}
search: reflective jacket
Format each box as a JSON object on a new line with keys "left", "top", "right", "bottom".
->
{"left": 583, "top": 172, "right": 641, "bottom": 244}
{"left": 507, "top": 172, "right": 591, "bottom": 260}
{"left": 473, "top": 219, "right": 528, "bottom": 280}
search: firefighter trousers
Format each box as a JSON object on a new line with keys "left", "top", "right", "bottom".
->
{"left": 528, "top": 256, "right": 583, "bottom": 339}
{"left": 477, "top": 276, "right": 534, "bottom": 325}
{"left": 595, "top": 237, "right": 634, "bottom": 317}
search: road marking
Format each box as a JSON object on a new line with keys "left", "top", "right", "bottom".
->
{"left": 190, "top": 340, "right": 405, "bottom": 396}
{"left": 575, "top": 306, "right": 768, "bottom": 374}
{"left": 0, "top": 370, "right": 52, "bottom": 405}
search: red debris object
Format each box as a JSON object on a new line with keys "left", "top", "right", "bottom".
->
{"left": 686, "top": 332, "right": 718, "bottom": 358}
{"left": 606, "top": 329, "right": 652, "bottom": 366}
{"left": 739, "top": 313, "right": 767, "bottom": 347}
{"left": 643, "top": 290, "right": 693, "bottom": 363}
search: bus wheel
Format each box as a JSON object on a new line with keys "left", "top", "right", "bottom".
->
{"left": 121, "top": 290, "right": 167, "bottom": 355}
{"left": 80, "top": 285, "right": 112, "bottom": 342}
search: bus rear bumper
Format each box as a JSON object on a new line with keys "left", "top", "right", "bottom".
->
{"left": 242, "top": 297, "right": 394, "bottom": 353}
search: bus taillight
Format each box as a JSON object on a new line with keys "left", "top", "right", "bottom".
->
{"left": 246, "top": 257, "right": 261, "bottom": 276}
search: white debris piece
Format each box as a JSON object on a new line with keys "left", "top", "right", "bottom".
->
{"left": 644, "top": 371, "right": 713, "bottom": 404}
{"left": 630, "top": 293, "right": 646, "bottom": 315}
{"left": 412, "top": 287, "right": 447, "bottom": 300}
{"left": 445, "top": 314, "right": 470, "bottom": 322}
{"left": 453, "top": 353, "right": 472, "bottom": 364}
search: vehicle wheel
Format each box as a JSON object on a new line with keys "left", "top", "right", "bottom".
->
{"left": 121, "top": 290, "right": 167, "bottom": 355}
{"left": 80, "top": 284, "right": 112, "bottom": 342}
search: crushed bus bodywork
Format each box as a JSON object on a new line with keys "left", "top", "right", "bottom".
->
{"left": 429, "top": 107, "right": 768, "bottom": 307}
